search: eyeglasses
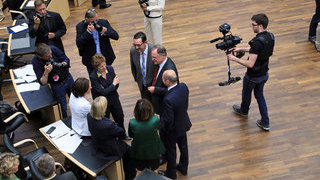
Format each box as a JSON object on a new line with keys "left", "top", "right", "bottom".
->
{"left": 251, "top": 23, "right": 258, "bottom": 26}
{"left": 133, "top": 43, "right": 144, "bottom": 47}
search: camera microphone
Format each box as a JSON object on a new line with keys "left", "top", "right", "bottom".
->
{"left": 218, "top": 76, "right": 241, "bottom": 86}
{"left": 210, "top": 37, "right": 222, "bottom": 43}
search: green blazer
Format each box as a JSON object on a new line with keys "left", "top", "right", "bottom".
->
{"left": 129, "top": 115, "right": 165, "bottom": 160}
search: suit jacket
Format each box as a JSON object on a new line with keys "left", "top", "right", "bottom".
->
{"left": 160, "top": 83, "right": 191, "bottom": 137}
{"left": 52, "top": 171, "right": 77, "bottom": 180}
{"left": 89, "top": 65, "right": 119, "bottom": 105}
{"left": 28, "top": 11, "right": 66, "bottom": 52}
{"left": 87, "top": 113, "right": 129, "bottom": 161}
{"left": 128, "top": 115, "right": 165, "bottom": 160}
{"left": 130, "top": 44, "right": 156, "bottom": 92}
{"left": 152, "top": 57, "right": 179, "bottom": 115}
{"left": 76, "top": 19, "right": 119, "bottom": 68}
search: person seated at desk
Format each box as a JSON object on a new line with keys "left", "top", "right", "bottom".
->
{"left": 70, "top": 77, "right": 92, "bottom": 137}
{"left": 87, "top": 96, "right": 136, "bottom": 180}
{"left": 28, "top": 0, "right": 67, "bottom": 53}
{"left": 129, "top": 99, "right": 165, "bottom": 173}
{"left": 90, "top": 54, "right": 130, "bottom": 140}
{"left": 0, "top": 153, "right": 20, "bottom": 180}
{"left": 32, "top": 43, "right": 74, "bottom": 118}
{"left": 36, "top": 153, "right": 77, "bottom": 180}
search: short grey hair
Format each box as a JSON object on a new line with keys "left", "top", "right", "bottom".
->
{"left": 85, "top": 9, "right": 97, "bottom": 19}
{"left": 163, "top": 70, "right": 177, "bottom": 84}
{"left": 36, "top": 153, "right": 55, "bottom": 178}
{"left": 151, "top": 44, "right": 167, "bottom": 56}
{"left": 35, "top": 43, "right": 51, "bottom": 57}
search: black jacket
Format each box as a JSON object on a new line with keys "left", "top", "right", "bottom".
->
{"left": 76, "top": 19, "right": 119, "bottom": 68}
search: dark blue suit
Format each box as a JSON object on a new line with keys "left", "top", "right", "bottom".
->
{"left": 151, "top": 57, "right": 178, "bottom": 115}
{"left": 160, "top": 83, "right": 192, "bottom": 178}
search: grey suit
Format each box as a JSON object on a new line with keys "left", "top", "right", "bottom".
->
{"left": 130, "top": 44, "right": 156, "bottom": 101}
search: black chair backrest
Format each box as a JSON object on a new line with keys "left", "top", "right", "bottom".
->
{"left": 28, "top": 160, "right": 44, "bottom": 180}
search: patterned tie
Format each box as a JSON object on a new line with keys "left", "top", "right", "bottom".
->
{"left": 141, "top": 52, "right": 146, "bottom": 86}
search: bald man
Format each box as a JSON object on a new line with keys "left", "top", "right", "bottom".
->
{"left": 158, "top": 70, "right": 191, "bottom": 179}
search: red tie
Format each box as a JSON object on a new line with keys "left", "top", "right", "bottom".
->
{"left": 152, "top": 66, "right": 159, "bottom": 86}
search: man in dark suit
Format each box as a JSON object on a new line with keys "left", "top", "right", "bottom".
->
{"left": 130, "top": 31, "right": 156, "bottom": 102}
{"left": 158, "top": 70, "right": 191, "bottom": 179}
{"left": 36, "top": 153, "right": 77, "bottom": 180}
{"left": 92, "top": 0, "right": 111, "bottom": 9}
{"left": 29, "top": 0, "right": 67, "bottom": 53}
{"left": 147, "top": 45, "right": 178, "bottom": 116}
{"left": 76, "top": 9, "right": 119, "bottom": 75}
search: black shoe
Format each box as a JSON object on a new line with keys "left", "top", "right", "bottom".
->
{"left": 309, "top": 36, "right": 316, "bottom": 44}
{"left": 158, "top": 170, "right": 176, "bottom": 179}
{"left": 100, "top": 3, "right": 111, "bottom": 9}
{"left": 121, "top": 135, "right": 131, "bottom": 140}
{"left": 159, "top": 158, "right": 167, "bottom": 165}
{"left": 256, "top": 119, "right": 270, "bottom": 131}
{"left": 232, "top": 104, "right": 248, "bottom": 117}
{"left": 176, "top": 164, "right": 187, "bottom": 176}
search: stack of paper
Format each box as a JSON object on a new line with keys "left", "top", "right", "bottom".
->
{"left": 41, "top": 121, "right": 83, "bottom": 154}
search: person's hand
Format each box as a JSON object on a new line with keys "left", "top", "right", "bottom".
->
{"left": 100, "top": 26, "right": 107, "bottom": 35}
{"left": 148, "top": 86, "right": 155, "bottom": 94}
{"left": 48, "top": 32, "right": 55, "bottom": 39}
{"left": 44, "top": 64, "right": 53, "bottom": 75}
{"left": 113, "top": 75, "right": 120, "bottom": 86}
{"left": 141, "top": 3, "right": 147, "bottom": 11}
{"left": 61, "top": 62, "right": 68, "bottom": 66}
{"left": 227, "top": 54, "right": 237, "bottom": 62}
{"left": 87, "top": 24, "right": 95, "bottom": 32}
{"left": 33, "top": 16, "right": 40, "bottom": 25}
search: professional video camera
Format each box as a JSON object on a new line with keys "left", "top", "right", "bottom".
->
{"left": 46, "top": 58, "right": 63, "bottom": 68}
{"left": 91, "top": 20, "right": 103, "bottom": 32}
{"left": 210, "top": 23, "right": 243, "bottom": 86}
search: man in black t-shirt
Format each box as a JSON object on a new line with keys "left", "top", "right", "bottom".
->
{"left": 227, "top": 13, "right": 275, "bottom": 131}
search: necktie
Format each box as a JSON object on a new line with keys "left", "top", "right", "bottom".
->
{"left": 141, "top": 52, "right": 146, "bottom": 86}
{"left": 152, "top": 65, "right": 160, "bottom": 86}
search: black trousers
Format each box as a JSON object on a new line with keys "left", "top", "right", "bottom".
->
{"left": 140, "top": 85, "right": 152, "bottom": 103}
{"left": 106, "top": 97, "right": 125, "bottom": 132}
{"left": 309, "top": 0, "right": 320, "bottom": 37}
{"left": 160, "top": 130, "right": 189, "bottom": 177}
{"left": 92, "top": 0, "right": 107, "bottom": 5}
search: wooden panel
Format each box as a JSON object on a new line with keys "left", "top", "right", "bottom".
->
{"left": 47, "top": 0, "right": 70, "bottom": 21}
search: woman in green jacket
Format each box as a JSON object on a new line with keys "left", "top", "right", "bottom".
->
{"left": 129, "top": 99, "right": 165, "bottom": 172}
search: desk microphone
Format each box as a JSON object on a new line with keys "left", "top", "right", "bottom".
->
{"left": 219, "top": 76, "right": 241, "bottom": 86}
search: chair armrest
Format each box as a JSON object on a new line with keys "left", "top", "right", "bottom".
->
{"left": 9, "top": 10, "right": 27, "bottom": 20}
{"left": 4, "top": 112, "right": 29, "bottom": 123}
{"left": 55, "top": 162, "right": 66, "bottom": 173}
{"left": 13, "top": 138, "right": 39, "bottom": 149}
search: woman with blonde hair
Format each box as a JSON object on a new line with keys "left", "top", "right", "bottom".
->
{"left": 87, "top": 96, "right": 136, "bottom": 180}
{"left": 0, "top": 153, "right": 20, "bottom": 180}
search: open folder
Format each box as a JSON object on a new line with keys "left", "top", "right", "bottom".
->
{"left": 40, "top": 120, "right": 83, "bottom": 154}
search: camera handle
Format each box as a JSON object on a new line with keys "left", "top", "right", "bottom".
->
{"left": 218, "top": 50, "right": 241, "bottom": 86}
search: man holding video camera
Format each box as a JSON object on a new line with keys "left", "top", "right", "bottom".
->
{"left": 29, "top": 0, "right": 67, "bottom": 53}
{"left": 227, "top": 13, "right": 274, "bottom": 131}
{"left": 32, "top": 43, "right": 74, "bottom": 118}
{"left": 76, "top": 9, "right": 119, "bottom": 75}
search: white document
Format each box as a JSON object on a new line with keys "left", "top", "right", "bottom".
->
{"left": 14, "top": 78, "right": 25, "bottom": 84}
{"left": 40, "top": 120, "right": 83, "bottom": 154}
{"left": 23, "top": 75, "right": 37, "bottom": 83}
{"left": 13, "top": 64, "right": 36, "bottom": 79}
{"left": 10, "top": 24, "right": 28, "bottom": 33}
{"left": 26, "top": 1, "right": 35, "bottom": 7}
{"left": 16, "top": 82, "right": 40, "bottom": 92}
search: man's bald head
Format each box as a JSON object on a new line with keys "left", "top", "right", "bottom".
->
{"left": 162, "top": 69, "right": 177, "bottom": 87}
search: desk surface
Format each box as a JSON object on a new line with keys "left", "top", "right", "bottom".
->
{"left": 8, "top": 19, "right": 36, "bottom": 57}
{"left": 40, "top": 119, "right": 116, "bottom": 177}
{"left": 10, "top": 67, "right": 59, "bottom": 114}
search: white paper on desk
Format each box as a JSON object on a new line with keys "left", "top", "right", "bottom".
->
{"left": 26, "top": 1, "right": 35, "bottom": 7}
{"left": 13, "top": 65, "right": 36, "bottom": 79}
{"left": 10, "top": 24, "right": 28, "bottom": 33}
{"left": 22, "top": 75, "right": 37, "bottom": 83}
{"left": 41, "top": 121, "right": 83, "bottom": 154}
{"left": 14, "top": 78, "right": 25, "bottom": 83}
{"left": 54, "top": 132, "right": 82, "bottom": 154}
{"left": 16, "top": 82, "right": 40, "bottom": 92}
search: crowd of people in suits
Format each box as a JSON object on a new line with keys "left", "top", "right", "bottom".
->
{"left": 0, "top": 0, "right": 190, "bottom": 179}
